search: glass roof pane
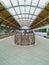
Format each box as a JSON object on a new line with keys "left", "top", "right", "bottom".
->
{"left": 25, "top": 6, "right": 30, "bottom": 13}
{"left": 11, "top": 0, "right": 18, "bottom": 6}
{"left": 22, "top": 19, "right": 30, "bottom": 20}
{"left": 1, "top": 0, "right": 12, "bottom": 8}
{"left": 21, "top": 26, "right": 29, "bottom": 29}
{"left": 1, "top": 0, "right": 10, "bottom": 4}
{"left": 29, "top": 15, "right": 32, "bottom": 18}
{"left": 32, "top": 0, "right": 39, "bottom": 6}
{"left": 30, "top": 7, "right": 35, "bottom": 14}
{"left": 38, "top": 0, "right": 49, "bottom": 8}
{"left": 8, "top": 8, "right": 16, "bottom": 15}
{"left": 32, "top": 16, "right": 37, "bottom": 20}
{"left": 25, "top": 0, "right": 31, "bottom": 5}
{"left": 21, "top": 15, "right": 28, "bottom": 18}
{"left": 30, "top": 19, "right": 34, "bottom": 22}
{"left": 19, "top": 19, "right": 30, "bottom": 21}
{"left": 20, "top": 6, "right": 24, "bottom": 13}
{"left": 34, "top": 8, "right": 42, "bottom": 15}
{"left": 25, "top": 15, "right": 28, "bottom": 17}
{"left": 18, "top": 15, "right": 22, "bottom": 18}
{"left": 22, "top": 15, "right": 25, "bottom": 17}
{"left": 18, "top": 0, "right": 24, "bottom": 5}
{"left": 14, "top": 7, "right": 20, "bottom": 14}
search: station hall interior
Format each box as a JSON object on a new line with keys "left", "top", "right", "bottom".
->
{"left": 0, "top": 0, "right": 49, "bottom": 65}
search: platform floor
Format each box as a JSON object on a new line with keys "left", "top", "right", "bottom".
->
{"left": 0, "top": 36, "right": 49, "bottom": 65}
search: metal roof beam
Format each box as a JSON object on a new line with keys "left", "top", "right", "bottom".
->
{"left": 32, "top": 16, "right": 49, "bottom": 28}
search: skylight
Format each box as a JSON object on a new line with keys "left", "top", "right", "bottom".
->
{"left": 1, "top": 0, "right": 49, "bottom": 26}
{"left": 21, "top": 26, "right": 30, "bottom": 29}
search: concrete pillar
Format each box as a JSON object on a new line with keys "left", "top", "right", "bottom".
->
{"left": 47, "top": 28, "right": 49, "bottom": 36}
{"left": 47, "top": 28, "right": 49, "bottom": 32}
{"left": 14, "top": 32, "right": 16, "bottom": 44}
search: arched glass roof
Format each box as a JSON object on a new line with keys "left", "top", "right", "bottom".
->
{"left": 0, "top": 0, "right": 49, "bottom": 27}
